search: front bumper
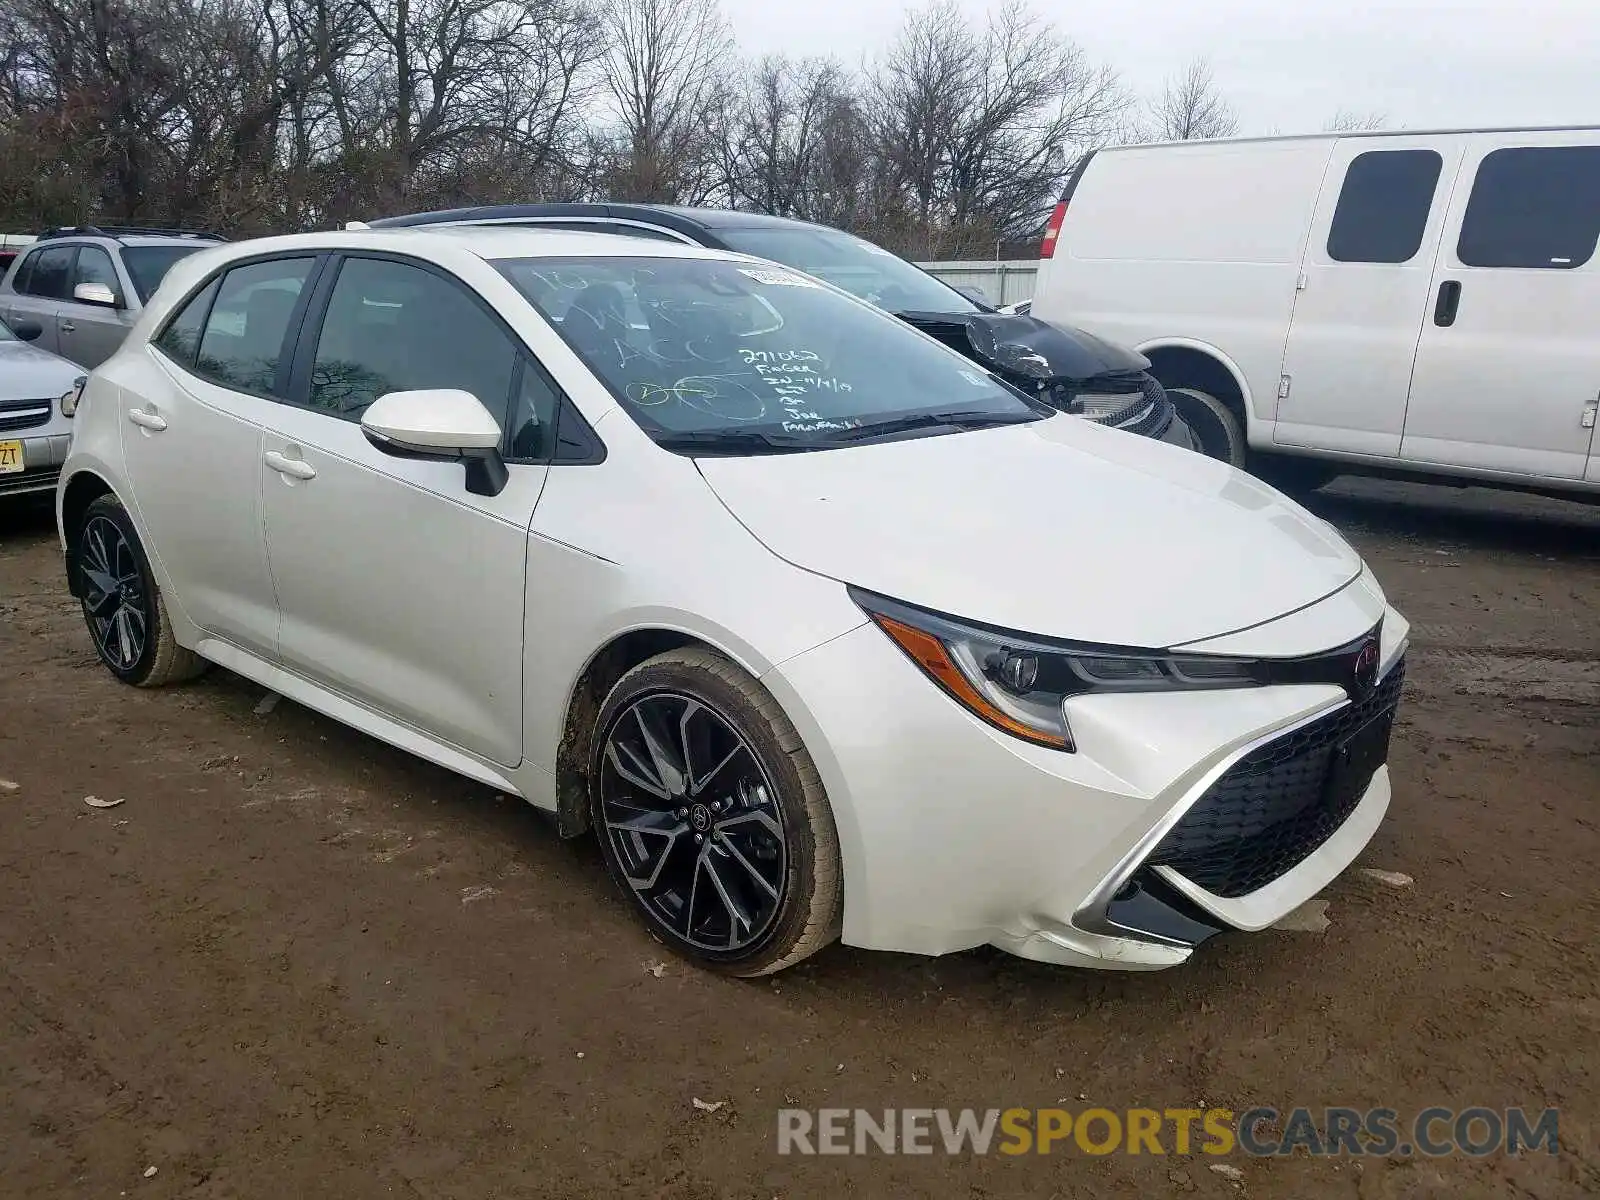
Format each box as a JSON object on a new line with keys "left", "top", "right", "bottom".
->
{"left": 764, "top": 580, "right": 1408, "bottom": 970}
{"left": 0, "top": 432, "right": 69, "bottom": 498}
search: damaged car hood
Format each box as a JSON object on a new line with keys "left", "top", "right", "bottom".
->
{"left": 896, "top": 310, "right": 1149, "bottom": 384}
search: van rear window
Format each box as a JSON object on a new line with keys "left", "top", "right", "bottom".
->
{"left": 1327, "top": 150, "right": 1442, "bottom": 264}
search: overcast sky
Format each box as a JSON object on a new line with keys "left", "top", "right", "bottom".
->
{"left": 720, "top": 0, "right": 1600, "bottom": 138}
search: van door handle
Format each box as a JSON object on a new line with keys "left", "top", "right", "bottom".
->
{"left": 59, "top": 321, "right": 76, "bottom": 334}
{"left": 126, "top": 407, "right": 167, "bottom": 431}
{"left": 264, "top": 450, "right": 317, "bottom": 480}
{"left": 1434, "top": 280, "right": 1462, "bottom": 327}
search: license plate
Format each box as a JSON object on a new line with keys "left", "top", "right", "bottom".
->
{"left": 1324, "top": 707, "right": 1395, "bottom": 803}
{"left": 0, "top": 440, "right": 22, "bottom": 474}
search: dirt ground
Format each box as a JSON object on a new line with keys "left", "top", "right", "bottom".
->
{"left": 2, "top": 477, "right": 1597, "bottom": 1200}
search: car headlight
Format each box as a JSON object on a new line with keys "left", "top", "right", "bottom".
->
{"left": 851, "top": 588, "right": 1263, "bottom": 752}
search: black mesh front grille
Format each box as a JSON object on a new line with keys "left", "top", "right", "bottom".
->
{"left": 1149, "top": 660, "right": 1406, "bottom": 898}
{"left": 0, "top": 397, "right": 54, "bottom": 432}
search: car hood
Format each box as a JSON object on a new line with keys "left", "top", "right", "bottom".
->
{"left": 695, "top": 416, "right": 1364, "bottom": 648}
{"left": 896, "top": 310, "right": 1149, "bottom": 383}
{"left": 0, "top": 339, "right": 80, "bottom": 399}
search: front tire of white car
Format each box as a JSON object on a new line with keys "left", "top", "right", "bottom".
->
{"left": 588, "top": 647, "right": 842, "bottom": 976}
{"left": 1167, "top": 386, "right": 1247, "bottom": 468}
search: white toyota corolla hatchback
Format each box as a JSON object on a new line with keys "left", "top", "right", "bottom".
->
{"left": 55, "top": 228, "right": 1408, "bottom": 976}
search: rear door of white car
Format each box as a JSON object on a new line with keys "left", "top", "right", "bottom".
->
{"left": 126, "top": 254, "right": 319, "bottom": 659}
{"left": 1400, "top": 132, "right": 1600, "bottom": 478}
{"left": 254, "top": 251, "right": 552, "bottom": 768}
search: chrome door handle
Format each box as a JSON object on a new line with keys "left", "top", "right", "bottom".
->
{"left": 264, "top": 450, "right": 316, "bottom": 480}
{"left": 126, "top": 407, "right": 167, "bottom": 431}
{"left": 59, "top": 321, "right": 76, "bottom": 333}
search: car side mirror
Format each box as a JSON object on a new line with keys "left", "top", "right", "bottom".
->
{"left": 10, "top": 318, "right": 42, "bottom": 342}
{"left": 73, "top": 282, "right": 120, "bottom": 308}
{"left": 360, "top": 388, "right": 509, "bottom": 497}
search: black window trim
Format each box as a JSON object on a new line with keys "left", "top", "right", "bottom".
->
{"left": 283, "top": 248, "right": 606, "bottom": 465}
{"left": 147, "top": 250, "right": 330, "bottom": 403}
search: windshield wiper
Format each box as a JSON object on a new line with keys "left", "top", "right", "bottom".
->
{"left": 653, "top": 429, "right": 822, "bottom": 456}
{"left": 825, "top": 409, "right": 1038, "bottom": 443}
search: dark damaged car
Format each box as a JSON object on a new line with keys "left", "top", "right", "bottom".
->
{"left": 357, "top": 204, "right": 1197, "bottom": 451}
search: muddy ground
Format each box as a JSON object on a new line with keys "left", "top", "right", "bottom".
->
{"left": 2, "top": 477, "right": 1597, "bottom": 1199}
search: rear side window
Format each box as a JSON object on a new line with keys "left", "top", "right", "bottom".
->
{"left": 1457, "top": 145, "right": 1600, "bottom": 269}
{"left": 195, "top": 258, "right": 315, "bottom": 395}
{"left": 22, "top": 245, "right": 74, "bottom": 299}
{"left": 10, "top": 251, "right": 34, "bottom": 293}
{"left": 1327, "top": 150, "right": 1443, "bottom": 263}
{"left": 153, "top": 279, "right": 220, "bottom": 367}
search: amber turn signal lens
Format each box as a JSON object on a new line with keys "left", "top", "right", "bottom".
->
{"left": 871, "top": 614, "right": 1072, "bottom": 749}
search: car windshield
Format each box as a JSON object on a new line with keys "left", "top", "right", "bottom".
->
{"left": 123, "top": 245, "right": 207, "bottom": 302}
{"left": 495, "top": 255, "right": 1039, "bottom": 453}
{"left": 708, "top": 224, "right": 980, "bottom": 316}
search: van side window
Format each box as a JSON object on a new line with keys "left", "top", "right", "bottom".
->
{"left": 1457, "top": 145, "right": 1600, "bottom": 270}
{"left": 1327, "top": 150, "right": 1443, "bottom": 264}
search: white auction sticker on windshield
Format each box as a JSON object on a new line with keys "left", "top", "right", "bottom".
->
{"left": 738, "top": 268, "right": 818, "bottom": 288}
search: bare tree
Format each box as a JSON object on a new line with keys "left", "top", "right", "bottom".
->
{"left": 598, "top": 0, "right": 730, "bottom": 203}
{"left": 866, "top": 0, "right": 1128, "bottom": 258}
{"left": 1142, "top": 57, "right": 1237, "bottom": 141}
{"left": 1323, "top": 109, "right": 1389, "bottom": 132}
{"left": 719, "top": 55, "right": 860, "bottom": 219}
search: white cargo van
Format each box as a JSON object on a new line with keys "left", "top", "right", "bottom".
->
{"left": 1031, "top": 127, "right": 1600, "bottom": 498}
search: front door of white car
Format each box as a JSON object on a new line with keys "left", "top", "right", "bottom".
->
{"left": 253, "top": 253, "right": 547, "bottom": 768}
{"left": 1275, "top": 137, "right": 1463, "bottom": 457}
{"left": 123, "top": 260, "right": 319, "bottom": 660}
{"left": 1400, "top": 133, "right": 1600, "bottom": 478}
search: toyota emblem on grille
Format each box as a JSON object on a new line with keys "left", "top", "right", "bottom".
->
{"left": 1351, "top": 639, "right": 1380, "bottom": 696}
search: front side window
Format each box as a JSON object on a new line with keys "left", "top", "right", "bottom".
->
{"left": 709, "top": 224, "right": 977, "bottom": 315}
{"left": 495, "top": 255, "right": 1039, "bottom": 453}
{"left": 1327, "top": 150, "right": 1443, "bottom": 263}
{"left": 307, "top": 256, "right": 518, "bottom": 423}
{"left": 1457, "top": 145, "right": 1600, "bottom": 269}
{"left": 71, "top": 245, "right": 123, "bottom": 302}
{"left": 195, "top": 258, "right": 314, "bottom": 395}
{"left": 23, "top": 246, "right": 74, "bottom": 299}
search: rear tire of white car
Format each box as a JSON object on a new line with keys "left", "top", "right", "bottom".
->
{"left": 76, "top": 495, "right": 207, "bottom": 688}
{"left": 588, "top": 647, "right": 842, "bottom": 977}
{"left": 1167, "top": 386, "right": 1246, "bottom": 468}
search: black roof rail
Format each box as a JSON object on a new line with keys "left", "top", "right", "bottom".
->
{"left": 36, "top": 224, "right": 227, "bottom": 243}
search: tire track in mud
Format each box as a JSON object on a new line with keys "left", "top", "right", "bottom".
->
{"left": 1406, "top": 628, "right": 1600, "bottom": 704}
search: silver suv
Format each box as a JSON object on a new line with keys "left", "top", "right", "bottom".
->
{"left": 0, "top": 226, "right": 223, "bottom": 369}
